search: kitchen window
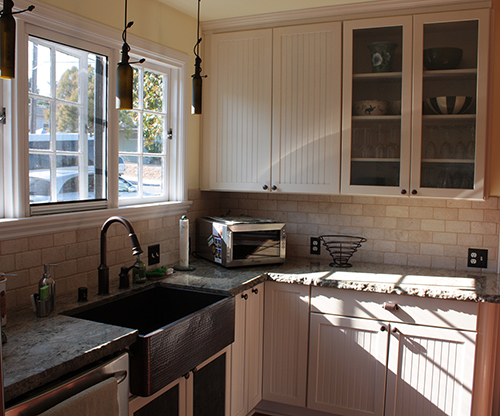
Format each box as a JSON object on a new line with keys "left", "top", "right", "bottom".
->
{"left": 0, "top": 5, "right": 189, "bottom": 238}
{"left": 28, "top": 36, "right": 108, "bottom": 213}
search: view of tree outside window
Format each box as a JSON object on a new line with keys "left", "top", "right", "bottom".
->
{"left": 118, "top": 68, "right": 169, "bottom": 200}
{"left": 28, "top": 36, "right": 107, "bottom": 205}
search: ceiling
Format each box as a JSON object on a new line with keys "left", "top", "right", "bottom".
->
{"left": 158, "top": 0, "right": 378, "bottom": 22}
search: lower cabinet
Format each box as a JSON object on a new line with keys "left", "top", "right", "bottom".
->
{"left": 129, "top": 347, "right": 231, "bottom": 416}
{"left": 262, "top": 281, "right": 310, "bottom": 407}
{"left": 230, "top": 284, "right": 264, "bottom": 416}
{"left": 308, "top": 287, "right": 477, "bottom": 416}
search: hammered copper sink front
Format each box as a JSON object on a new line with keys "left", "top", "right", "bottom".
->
{"left": 65, "top": 284, "right": 235, "bottom": 396}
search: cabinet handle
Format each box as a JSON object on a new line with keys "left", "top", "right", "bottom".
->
{"left": 262, "top": 184, "right": 269, "bottom": 190}
{"left": 411, "top": 189, "right": 418, "bottom": 195}
{"left": 184, "top": 372, "right": 190, "bottom": 379}
{"left": 401, "top": 189, "right": 407, "bottom": 195}
{"left": 241, "top": 293, "right": 248, "bottom": 300}
{"left": 252, "top": 288, "right": 259, "bottom": 294}
{"left": 380, "top": 326, "right": 387, "bottom": 332}
{"left": 271, "top": 185, "right": 278, "bottom": 191}
{"left": 383, "top": 302, "right": 399, "bottom": 311}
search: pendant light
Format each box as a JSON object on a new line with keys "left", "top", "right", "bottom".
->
{"left": 116, "top": 0, "right": 145, "bottom": 110}
{"left": 0, "top": 0, "right": 34, "bottom": 79}
{"left": 191, "top": 0, "right": 206, "bottom": 115}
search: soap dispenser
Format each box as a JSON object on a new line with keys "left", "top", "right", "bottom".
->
{"left": 39, "top": 263, "right": 57, "bottom": 311}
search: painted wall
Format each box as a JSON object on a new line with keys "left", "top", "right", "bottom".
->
{"left": 36, "top": 0, "right": 202, "bottom": 190}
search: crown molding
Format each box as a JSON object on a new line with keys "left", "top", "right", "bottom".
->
{"left": 201, "top": 0, "right": 491, "bottom": 32}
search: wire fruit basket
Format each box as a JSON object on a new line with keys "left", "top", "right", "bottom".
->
{"left": 319, "top": 235, "right": 367, "bottom": 268}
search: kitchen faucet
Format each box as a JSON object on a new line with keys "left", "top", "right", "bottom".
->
{"left": 98, "top": 216, "right": 143, "bottom": 295}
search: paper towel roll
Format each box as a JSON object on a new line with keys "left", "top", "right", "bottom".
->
{"left": 179, "top": 216, "right": 189, "bottom": 268}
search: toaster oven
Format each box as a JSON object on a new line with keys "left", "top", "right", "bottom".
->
{"left": 196, "top": 216, "right": 286, "bottom": 267}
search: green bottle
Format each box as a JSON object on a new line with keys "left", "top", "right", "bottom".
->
{"left": 132, "top": 255, "right": 146, "bottom": 284}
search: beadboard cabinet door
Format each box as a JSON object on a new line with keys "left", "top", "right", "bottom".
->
{"left": 262, "top": 281, "right": 310, "bottom": 407}
{"left": 272, "top": 22, "right": 342, "bottom": 194}
{"left": 230, "top": 285, "right": 264, "bottom": 416}
{"left": 385, "top": 323, "right": 476, "bottom": 416}
{"left": 202, "top": 29, "right": 273, "bottom": 192}
{"left": 307, "top": 314, "right": 389, "bottom": 416}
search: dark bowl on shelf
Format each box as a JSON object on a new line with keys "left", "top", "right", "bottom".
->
{"left": 425, "top": 96, "right": 474, "bottom": 115}
{"left": 423, "top": 47, "right": 463, "bottom": 70}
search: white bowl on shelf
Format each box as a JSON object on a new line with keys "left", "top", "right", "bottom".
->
{"left": 353, "top": 100, "right": 389, "bottom": 116}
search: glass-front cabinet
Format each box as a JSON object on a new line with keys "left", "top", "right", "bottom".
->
{"left": 342, "top": 10, "right": 489, "bottom": 199}
{"left": 412, "top": 10, "right": 489, "bottom": 199}
{"left": 342, "top": 16, "right": 413, "bottom": 196}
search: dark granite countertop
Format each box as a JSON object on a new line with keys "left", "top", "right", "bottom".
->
{"left": 3, "top": 257, "right": 499, "bottom": 404}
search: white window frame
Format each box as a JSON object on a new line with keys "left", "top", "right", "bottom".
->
{"left": 0, "top": 0, "right": 190, "bottom": 239}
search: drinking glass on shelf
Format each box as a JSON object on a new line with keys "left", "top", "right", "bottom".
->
{"left": 455, "top": 141, "right": 466, "bottom": 159}
{"left": 467, "top": 140, "right": 475, "bottom": 160}
{"left": 375, "top": 142, "right": 385, "bottom": 158}
{"left": 438, "top": 168, "right": 452, "bottom": 188}
{"left": 452, "top": 172, "right": 463, "bottom": 188}
{"left": 386, "top": 142, "right": 398, "bottom": 158}
{"left": 440, "top": 141, "right": 452, "bottom": 159}
{"left": 424, "top": 141, "right": 437, "bottom": 159}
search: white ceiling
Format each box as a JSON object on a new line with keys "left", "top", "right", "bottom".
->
{"left": 158, "top": 0, "right": 378, "bottom": 21}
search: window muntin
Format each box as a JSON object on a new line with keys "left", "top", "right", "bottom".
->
{"left": 28, "top": 36, "right": 107, "bottom": 206}
{"left": 118, "top": 67, "right": 170, "bottom": 203}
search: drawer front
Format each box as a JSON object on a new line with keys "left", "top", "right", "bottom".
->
{"left": 311, "top": 286, "right": 477, "bottom": 331}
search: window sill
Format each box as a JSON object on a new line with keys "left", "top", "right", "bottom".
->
{"left": 0, "top": 201, "right": 192, "bottom": 240}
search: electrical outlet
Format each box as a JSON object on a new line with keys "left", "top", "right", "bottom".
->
{"left": 148, "top": 244, "right": 160, "bottom": 266}
{"left": 310, "top": 237, "right": 321, "bottom": 255}
{"left": 468, "top": 248, "right": 488, "bottom": 268}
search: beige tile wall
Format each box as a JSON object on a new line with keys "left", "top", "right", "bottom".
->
{"left": 216, "top": 192, "right": 500, "bottom": 273}
{"left": 1, "top": 189, "right": 498, "bottom": 309}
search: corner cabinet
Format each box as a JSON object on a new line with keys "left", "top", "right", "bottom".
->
{"left": 262, "top": 281, "right": 310, "bottom": 407}
{"left": 202, "top": 23, "right": 342, "bottom": 194}
{"left": 341, "top": 10, "right": 490, "bottom": 199}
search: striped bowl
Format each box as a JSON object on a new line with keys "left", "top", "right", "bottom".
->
{"left": 425, "top": 96, "right": 473, "bottom": 115}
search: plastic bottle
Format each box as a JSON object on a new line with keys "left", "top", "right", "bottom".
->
{"left": 132, "top": 255, "right": 146, "bottom": 284}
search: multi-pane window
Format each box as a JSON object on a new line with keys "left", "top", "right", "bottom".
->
{"left": 28, "top": 36, "right": 107, "bottom": 207}
{"left": 118, "top": 67, "right": 170, "bottom": 202}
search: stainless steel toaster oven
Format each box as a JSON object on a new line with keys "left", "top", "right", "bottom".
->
{"left": 196, "top": 216, "right": 286, "bottom": 267}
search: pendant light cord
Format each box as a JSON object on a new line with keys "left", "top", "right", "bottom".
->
{"left": 194, "top": 0, "right": 201, "bottom": 58}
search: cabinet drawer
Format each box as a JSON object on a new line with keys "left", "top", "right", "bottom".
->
{"left": 311, "top": 286, "right": 477, "bottom": 331}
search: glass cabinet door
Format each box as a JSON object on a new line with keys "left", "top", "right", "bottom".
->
{"left": 412, "top": 10, "right": 489, "bottom": 199}
{"left": 342, "top": 16, "right": 413, "bottom": 195}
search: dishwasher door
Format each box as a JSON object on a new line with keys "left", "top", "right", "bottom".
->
{"left": 5, "top": 352, "right": 129, "bottom": 416}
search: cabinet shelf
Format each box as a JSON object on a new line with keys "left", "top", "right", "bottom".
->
{"left": 422, "top": 158, "right": 474, "bottom": 164}
{"left": 423, "top": 68, "right": 477, "bottom": 80}
{"left": 353, "top": 72, "right": 402, "bottom": 81}
{"left": 352, "top": 158, "right": 400, "bottom": 163}
{"left": 352, "top": 115, "right": 401, "bottom": 122}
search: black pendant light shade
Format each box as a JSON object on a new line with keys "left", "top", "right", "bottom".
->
{"left": 116, "top": 0, "right": 144, "bottom": 110}
{"left": 191, "top": 0, "right": 206, "bottom": 115}
{"left": 0, "top": 0, "right": 34, "bottom": 79}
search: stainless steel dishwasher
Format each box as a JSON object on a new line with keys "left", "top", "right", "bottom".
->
{"left": 5, "top": 352, "right": 129, "bottom": 416}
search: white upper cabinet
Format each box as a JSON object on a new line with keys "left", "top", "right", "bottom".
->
{"left": 411, "top": 10, "right": 490, "bottom": 199}
{"left": 202, "top": 23, "right": 342, "bottom": 193}
{"left": 203, "top": 29, "right": 273, "bottom": 192}
{"left": 342, "top": 16, "right": 413, "bottom": 196}
{"left": 342, "top": 10, "right": 490, "bottom": 199}
{"left": 272, "top": 23, "right": 342, "bottom": 194}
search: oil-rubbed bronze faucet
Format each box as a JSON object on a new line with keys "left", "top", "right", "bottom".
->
{"left": 98, "top": 216, "right": 143, "bottom": 295}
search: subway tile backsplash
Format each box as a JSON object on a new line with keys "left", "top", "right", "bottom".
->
{"left": 1, "top": 189, "right": 499, "bottom": 309}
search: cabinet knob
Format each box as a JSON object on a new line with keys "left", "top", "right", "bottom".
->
{"left": 401, "top": 189, "right": 407, "bottom": 195}
{"left": 392, "top": 327, "right": 399, "bottom": 334}
{"left": 252, "top": 288, "right": 259, "bottom": 294}
{"left": 383, "top": 302, "right": 399, "bottom": 311}
{"left": 184, "top": 372, "right": 190, "bottom": 379}
{"left": 380, "top": 326, "right": 387, "bottom": 332}
{"left": 271, "top": 185, "right": 278, "bottom": 191}
{"left": 241, "top": 293, "right": 248, "bottom": 300}
{"left": 411, "top": 189, "right": 418, "bottom": 195}
{"left": 262, "top": 184, "right": 269, "bottom": 190}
